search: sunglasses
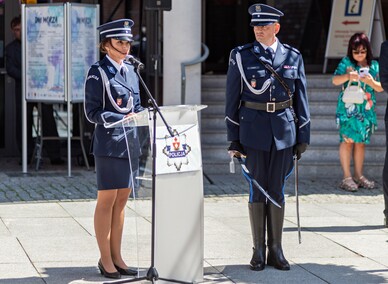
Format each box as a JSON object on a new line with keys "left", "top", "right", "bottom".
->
{"left": 352, "top": 50, "right": 367, "bottom": 54}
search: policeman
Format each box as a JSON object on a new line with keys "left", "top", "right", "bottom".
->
{"left": 225, "top": 4, "right": 310, "bottom": 271}
{"left": 84, "top": 19, "right": 142, "bottom": 279}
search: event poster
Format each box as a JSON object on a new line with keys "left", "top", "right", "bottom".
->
{"left": 25, "top": 5, "right": 65, "bottom": 102}
{"left": 70, "top": 4, "right": 98, "bottom": 102}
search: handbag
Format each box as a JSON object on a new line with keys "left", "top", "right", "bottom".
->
{"left": 342, "top": 81, "right": 365, "bottom": 104}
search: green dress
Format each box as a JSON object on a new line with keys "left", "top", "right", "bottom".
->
{"left": 334, "top": 56, "right": 379, "bottom": 144}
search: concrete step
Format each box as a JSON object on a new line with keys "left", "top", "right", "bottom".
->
{"left": 202, "top": 74, "right": 338, "bottom": 89}
{"left": 201, "top": 113, "right": 386, "bottom": 132}
{"left": 202, "top": 144, "right": 385, "bottom": 164}
{"left": 200, "top": 74, "right": 388, "bottom": 178}
{"left": 202, "top": 88, "right": 388, "bottom": 105}
{"left": 201, "top": 100, "right": 387, "bottom": 116}
{"left": 200, "top": 129, "right": 386, "bottom": 147}
{"left": 202, "top": 160, "right": 383, "bottom": 180}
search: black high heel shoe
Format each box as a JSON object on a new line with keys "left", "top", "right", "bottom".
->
{"left": 114, "top": 264, "right": 137, "bottom": 276}
{"left": 98, "top": 259, "right": 121, "bottom": 279}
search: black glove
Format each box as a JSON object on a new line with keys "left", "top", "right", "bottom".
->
{"left": 293, "top": 143, "right": 308, "bottom": 160}
{"left": 227, "top": 140, "right": 246, "bottom": 157}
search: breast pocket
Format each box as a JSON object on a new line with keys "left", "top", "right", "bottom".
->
{"left": 112, "top": 85, "right": 127, "bottom": 95}
{"left": 245, "top": 69, "right": 267, "bottom": 89}
{"left": 279, "top": 69, "right": 299, "bottom": 93}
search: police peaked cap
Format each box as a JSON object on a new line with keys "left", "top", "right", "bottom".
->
{"left": 248, "top": 4, "right": 283, "bottom": 26}
{"left": 97, "top": 19, "right": 134, "bottom": 42}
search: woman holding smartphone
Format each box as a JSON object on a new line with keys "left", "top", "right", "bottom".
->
{"left": 332, "top": 32, "right": 383, "bottom": 192}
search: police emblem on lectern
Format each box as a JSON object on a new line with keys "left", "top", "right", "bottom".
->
{"left": 162, "top": 130, "right": 191, "bottom": 171}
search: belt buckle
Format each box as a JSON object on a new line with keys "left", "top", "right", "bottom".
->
{"left": 266, "top": 102, "right": 275, "bottom": 113}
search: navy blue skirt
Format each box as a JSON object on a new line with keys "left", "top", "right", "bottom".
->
{"left": 95, "top": 156, "right": 136, "bottom": 190}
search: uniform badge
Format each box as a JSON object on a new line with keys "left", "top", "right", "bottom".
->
{"left": 255, "top": 5, "right": 261, "bottom": 12}
{"left": 124, "top": 21, "right": 129, "bottom": 28}
{"left": 283, "top": 65, "right": 297, "bottom": 70}
{"left": 251, "top": 78, "right": 256, "bottom": 88}
{"left": 116, "top": 98, "right": 122, "bottom": 106}
{"left": 108, "top": 66, "right": 116, "bottom": 74}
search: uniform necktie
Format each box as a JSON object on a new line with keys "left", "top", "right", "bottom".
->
{"left": 120, "top": 67, "right": 126, "bottom": 81}
{"left": 267, "top": 47, "right": 275, "bottom": 62}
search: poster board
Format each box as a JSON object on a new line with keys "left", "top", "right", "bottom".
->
{"left": 21, "top": 3, "right": 99, "bottom": 176}
{"left": 24, "top": 4, "right": 66, "bottom": 102}
{"left": 23, "top": 3, "right": 99, "bottom": 103}
{"left": 68, "top": 3, "right": 99, "bottom": 103}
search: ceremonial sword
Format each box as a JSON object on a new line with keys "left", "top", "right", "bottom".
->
{"left": 235, "top": 156, "right": 281, "bottom": 209}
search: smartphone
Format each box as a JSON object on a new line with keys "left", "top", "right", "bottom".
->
{"left": 359, "top": 67, "right": 369, "bottom": 77}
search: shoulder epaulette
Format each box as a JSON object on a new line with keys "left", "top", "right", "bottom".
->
{"left": 234, "top": 43, "right": 253, "bottom": 52}
{"left": 91, "top": 61, "right": 101, "bottom": 68}
{"left": 283, "top": 44, "right": 300, "bottom": 55}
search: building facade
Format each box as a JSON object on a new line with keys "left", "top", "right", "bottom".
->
{"left": 0, "top": 0, "right": 387, "bottom": 156}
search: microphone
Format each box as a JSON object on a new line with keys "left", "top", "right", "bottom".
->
{"left": 125, "top": 55, "right": 145, "bottom": 70}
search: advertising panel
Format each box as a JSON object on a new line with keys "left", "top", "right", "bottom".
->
{"left": 25, "top": 4, "right": 65, "bottom": 102}
{"left": 69, "top": 4, "right": 98, "bottom": 102}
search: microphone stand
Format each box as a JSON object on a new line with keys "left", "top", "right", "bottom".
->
{"left": 103, "top": 64, "right": 191, "bottom": 284}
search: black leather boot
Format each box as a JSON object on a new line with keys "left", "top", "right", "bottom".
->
{"left": 267, "top": 203, "right": 290, "bottom": 271}
{"left": 248, "top": 202, "right": 266, "bottom": 271}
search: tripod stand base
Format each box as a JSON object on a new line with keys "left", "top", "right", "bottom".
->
{"left": 146, "top": 266, "right": 159, "bottom": 280}
{"left": 102, "top": 266, "right": 192, "bottom": 284}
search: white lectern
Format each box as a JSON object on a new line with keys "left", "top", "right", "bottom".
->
{"left": 105, "top": 104, "right": 206, "bottom": 284}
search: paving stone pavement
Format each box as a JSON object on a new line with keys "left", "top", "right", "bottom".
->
{"left": 0, "top": 157, "right": 384, "bottom": 204}
{"left": 0, "top": 156, "right": 387, "bottom": 284}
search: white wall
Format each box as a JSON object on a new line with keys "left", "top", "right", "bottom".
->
{"left": 163, "top": 0, "right": 201, "bottom": 105}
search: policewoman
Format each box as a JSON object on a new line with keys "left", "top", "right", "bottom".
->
{"left": 225, "top": 4, "right": 310, "bottom": 271}
{"left": 84, "top": 19, "right": 143, "bottom": 279}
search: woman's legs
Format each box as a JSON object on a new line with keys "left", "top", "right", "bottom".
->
{"left": 111, "top": 188, "right": 131, "bottom": 268}
{"left": 339, "top": 142, "right": 353, "bottom": 178}
{"left": 94, "top": 189, "right": 118, "bottom": 272}
{"left": 353, "top": 143, "right": 365, "bottom": 180}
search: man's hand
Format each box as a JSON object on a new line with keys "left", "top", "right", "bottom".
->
{"left": 227, "top": 141, "right": 246, "bottom": 157}
{"left": 293, "top": 143, "right": 308, "bottom": 160}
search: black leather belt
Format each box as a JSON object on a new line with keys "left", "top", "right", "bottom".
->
{"left": 241, "top": 99, "right": 293, "bottom": 113}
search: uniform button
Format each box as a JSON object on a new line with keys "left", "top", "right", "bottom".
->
{"left": 272, "top": 98, "right": 276, "bottom": 101}
{"left": 272, "top": 85, "right": 276, "bottom": 89}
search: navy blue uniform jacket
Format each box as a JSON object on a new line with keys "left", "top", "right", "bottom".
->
{"left": 84, "top": 56, "right": 143, "bottom": 159}
{"left": 380, "top": 41, "right": 388, "bottom": 120}
{"left": 225, "top": 41, "right": 310, "bottom": 151}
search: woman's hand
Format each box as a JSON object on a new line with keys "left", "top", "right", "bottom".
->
{"left": 348, "top": 70, "right": 359, "bottom": 82}
{"left": 359, "top": 73, "right": 373, "bottom": 85}
{"left": 124, "top": 112, "right": 135, "bottom": 118}
{"left": 332, "top": 67, "right": 358, "bottom": 86}
{"left": 360, "top": 74, "right": 384, "bottom": 92}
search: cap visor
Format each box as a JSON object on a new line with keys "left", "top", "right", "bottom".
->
{"left": 114, "top": 36, "right": 133, "bottom": 42}
{"left": 250, "top": 21, "right": 275, "bottom": 26}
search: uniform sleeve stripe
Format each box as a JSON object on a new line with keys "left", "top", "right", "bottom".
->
{"left": 225, "top": 116, "right": 240, "bottom": 126}
{"left": 299, "top": 119, "right": 310, "bottom": 129}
